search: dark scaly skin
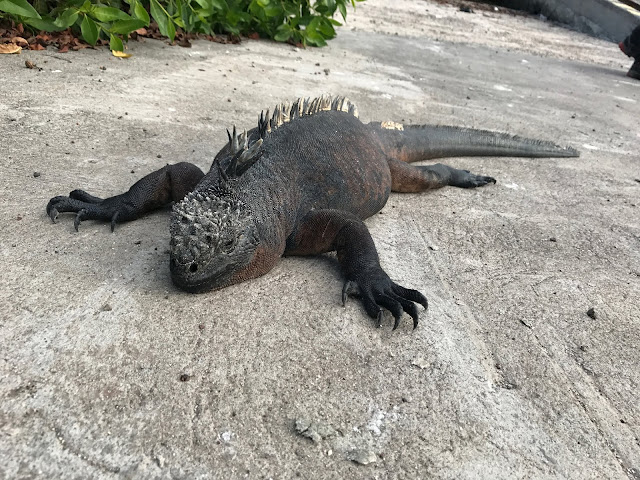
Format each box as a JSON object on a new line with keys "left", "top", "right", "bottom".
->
{"left": 47, "top": 104, "right": 579, "bottom": 329}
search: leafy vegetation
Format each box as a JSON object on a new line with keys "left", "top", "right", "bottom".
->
{"left": 0, "top": 0, "right": 365, "bottom": 50}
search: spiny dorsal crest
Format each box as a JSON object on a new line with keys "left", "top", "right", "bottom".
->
{"left": 225, "top": 125, "right": 264, "bottom": 178}
{"left": 223, "top": 95, "right": 359, "bottom": 178}
{"left": 256, "top": 95, "right": 359, "bottom": 138}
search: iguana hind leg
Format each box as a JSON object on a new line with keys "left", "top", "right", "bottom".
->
{"left": 47, "top": 162, "right": 204, "bottom": 231}
{"left": 388, "top": 158, "right": 496, "bottom": 192}
{"left": 286, "top": 209, "right": 428, "bottom": 329}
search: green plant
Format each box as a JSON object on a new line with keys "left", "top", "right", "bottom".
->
{"left": 0, "top": 0, "right": 365, "bottom": 49}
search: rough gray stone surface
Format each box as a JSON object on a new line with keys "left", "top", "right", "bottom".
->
{"left": 1, "top": 1, "right": 638, "bottom": 479}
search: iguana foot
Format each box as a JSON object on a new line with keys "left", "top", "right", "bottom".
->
{"left": 46, "top": 163, "right": 206, "bottom": 232}
{"left": 46, "top": 193, "right": 123, "bottom": 232}
{"left": 450, "top": 169, "right": 496, "bottom": 188}
{"left": 342, "top": 269, "right": 428, "bottom": 330}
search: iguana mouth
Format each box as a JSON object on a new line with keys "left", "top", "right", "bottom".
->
{"left": 169, "top": 256, "right": 235, "bottom": 293}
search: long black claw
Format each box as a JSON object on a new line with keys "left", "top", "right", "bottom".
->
{"left": 392, "top": 314, "right": 401, "bottom": 331}
{"left": 393, "top": 285, "right": 428, "bottom": 311}
{"left": 111, "top": 211, "right": 119, "bottom": 233}
{"left": 376, "top": 310, "right": 383, "bottom": 328}
{"left": 50, "top": 207, "right": 59, "bottom": 224}
{"left": 405, "top": 302, "right": 420, "bottom": 329}
{"left": 73, "top": 209, "right": 87, "bottom": 232}
{"left": 420, "top": 297, "right": 429, "bottom": 311}
{"left": 482, "top": 176, "right": 497, "bottom": 185}
{"left": 341, "top": 280, "right": 360, "bottom": 306}
{"left": 342, "top": 280, "right": 350, "bottom": 306}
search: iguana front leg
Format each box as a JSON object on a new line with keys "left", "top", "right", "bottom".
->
{"left": 286, "top": 209, "right": 428, "bottom": 329}
{"left": 46, "top": 162, "right": 204, "bottom": 231}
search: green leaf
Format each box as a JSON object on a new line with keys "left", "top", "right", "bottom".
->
{"left": 78, "top": 0, "right": 92, "bottom": 14}
{"left": 53, "top": 9, "right": 78, "bottom": 28}
{"left": 194, "top": 0, "right": 213, "bottom": 10}
{"left": 263, "top": 5, "right": 281, "bottom": 17}
{"left": 273, "top": 23, "right": 291, "bottom": 42}
{"left": 109, "top": 18, "right": 147, "bottom": 34}
{"left": 315, "top": 18, "right": 335, "bottom": 37}
{"left": 24, "top": 15, "right": 66, "bottom": 32}
{"left": 149, "top": 0, "right": 167, "bottom": 31}
{"left": 80, "top": 14, "right": 99, "bottom": 45}
{"left": 109, "top": 33, "right": 124, "bottom": 51}
{"left": 179, "top": 0, "right": 193, "bottom": 31}
{"left": 0, "top": 0, "right": 41, "bottom": 19}
{"left": 132, "top": 1, "right": 150, "bottom": 23}
{"left": 150, "top": 0, "right": 175, "bottom": 41}
{"left": 92, "top": 6, "right": 131, "bottom": 22}
{"left": 338, "top": 2, "right": 346, "bottom": 20}
{"left": 165, "top": 15, "right": 175, "bottom": 41}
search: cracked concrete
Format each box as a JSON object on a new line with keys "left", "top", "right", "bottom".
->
{"left": 1, "top": 0, "right": 639, "bottom": 478}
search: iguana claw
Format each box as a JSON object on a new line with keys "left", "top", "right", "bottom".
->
{"left": 344, "top": 270, "right": 427, "bottom": 330}
{"left": 49, "top": 207, "right": 59, "bottom": 224}
{"left": 341, "top": 280, "right": 360, "bottom": 306}
{"left": 111, "top": 211, "right": 120, "bottom": 233}
{"left": 74, "top": 209, "right": 87, "bottom": 232}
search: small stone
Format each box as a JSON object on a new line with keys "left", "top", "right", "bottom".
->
{"left": 348, "top": 449, "right": 377, "bottom": 465}
{"left": 323, "top": 68, "right": 330, "bottom": 75}
{"left": 179, "top": 373, "right": 190, "bottom": 382}
{"left": 157, "top": 154, "right": 162, "bottom": 158}
{"left": 411, "top": 357, "right": 430, "bottom": 369}
{"left": 33, "top": 171, "right": 41, "bottom": 178}
{"left": 586, "top": 308, "right": 596, "bottom": 320}
{"left": 428, "top": 245, "right": 439, "bottom": 251}
{"left": 549, "top": 237, "right": 557, "bottom": 242}
{"left": 100, "top": 304, "right": 113, "bottom": 312}
{"left": 294, "top": 418, "right": 336, "bottom": 443}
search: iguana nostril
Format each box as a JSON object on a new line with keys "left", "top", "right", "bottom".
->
{"left": 190, "top": 263, "right": 198, "bottom": 273}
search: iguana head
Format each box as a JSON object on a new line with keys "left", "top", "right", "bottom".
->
{"left": 169, "top": 125, "right": 267, "bottom": 292}
{"left": 169, "top": 189, "right": 258, "bottom": 293}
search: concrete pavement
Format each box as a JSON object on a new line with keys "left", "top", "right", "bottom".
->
{"left": 1, "top": 1, "right": 639, "bottom": 478}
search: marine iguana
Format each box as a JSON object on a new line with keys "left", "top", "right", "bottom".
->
{"left": 46, "top": 95, "right": 579, "bottom": 329}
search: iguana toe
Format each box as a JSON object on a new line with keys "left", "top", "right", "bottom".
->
{"left": 49, "top": 207, "right": 59, "bottom": 223}
{"left": 111, "top": 211, "right": 120, "bottom": 233}
{"left": 347, "top": 269, "right": 427, "bottom": 330}
{"left": 74, "top": 209, "right": 87, "bottom": 232}
{"left": 341, "top": 280, "right": 360, "bottom": 306}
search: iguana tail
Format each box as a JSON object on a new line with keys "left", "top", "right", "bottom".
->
{"left": 369, "top": 122, "right": 580, "bottom": 163}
